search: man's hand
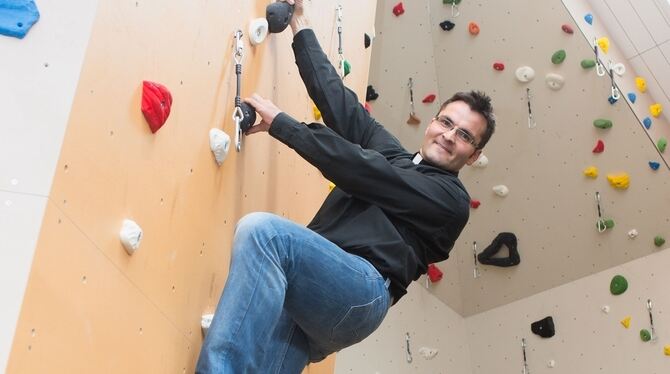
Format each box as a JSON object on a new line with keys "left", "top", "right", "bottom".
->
{"left": 243, "top": 94, "right": 283, "bottom": 135}
{"left": 280, "top": 0, "right": 310, "bottom": 35}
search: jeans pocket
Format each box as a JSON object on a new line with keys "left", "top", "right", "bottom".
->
{"left": 330, "top": 296, "right": 384, "bottom": 347}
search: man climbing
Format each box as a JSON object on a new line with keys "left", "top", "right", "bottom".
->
{"left": 196, "top": 1, "right": 495, "bottom": 372}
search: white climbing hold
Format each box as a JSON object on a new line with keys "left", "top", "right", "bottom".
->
{"left": 627, "top": 229, "right": 639, "bottom": 239}
{"left": 547, "top": 359, "right": 556, "bottom": 368}
{"left": 472, "top": 154, "right": 489, "bottom": 168}
{"left": 611, "top": 62, "right": 625, "bottom": 77}
{"left": 601, "top": 305, "right": 610, "bottom": 314}
{"left": 515, "top": 66, "right": 536, "bottom": 83}
{"left": 248, "top": 18, "right": 269, "bottom": 46}
{"left": 545, "top": 73, "right": 565, "bottom": 90}
{"left": 119, "top": 219, "right": 143, "bottom": 255}
{"left": 418, "top": 347, "right": 438, "bottom": 360}
{"left": 201, "top": 313, "right": 214, "bottom": 335}
{"left": 492, "top": 185, "right": 509, "bottom": 197}
{"left": 210, "top": 128, "right": 231, "bottom": 166}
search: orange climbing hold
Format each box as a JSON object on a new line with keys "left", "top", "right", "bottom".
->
{"left": 468, "top": 22, "right": 480, "bottom": 35}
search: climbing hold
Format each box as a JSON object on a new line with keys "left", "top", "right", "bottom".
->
{"left": 470, "top": 199, "right": 481, "bottom": 209}
{"left": 248, "top": 18, "right": 269, "bottom": 45}
{"left": 418, "top": 347, "right": 439, "bottom": 360}
{"left": 640, "top": 329, "right": 652, "bottom": 342}
{"left": 547, "top": 360, "right": 556, "bottom": 368}
{"left": 366, "top": 85, "right": 379, "bottom": 101}
{"left": 601, "top": 305, "right": 611, "bottom": 314}
{"left": 581, "top": 59, "right": 596, "bottom": 69}
{"left": 407, "top": 113, "right": 421, "bottom": 125}
{"left": 238, "top": 102, "right": 257, "bottom": 134}
{"left": 627, "top": 93, "right": 637, "bottom": 103}
{"left": 620, "top": 316, "right": 631, "bottom": 328}
{"left": 201, "top": 313, "right": 214, "bottom": 335}
{"left": 0, "top": 0, "right": 40, "bottom": 39}
{"left": 545, "top": 73, "right": 565, "bottom": 90}
{"left": 650, "top": 103, "right": 663, "bottom": 118}
{"left": 584, "top": 166, "right": 598, "bottom": 178}
{"left": 343, "top": 60, "right": 351, "bottom": 77}
{"left": 610, "top": 275, "right": 628, "bottom": 295}
{"left": 607, "top": 173, "right": 630, "bottom": 189}
{"left": 468, "top": 22, "right": 480, "bottom": 35}
{"left": 427, "top": 263, "right": 443, "bottom": 283}
{"left": 649, "top": 161, "right": 660, "bottom": 170}
{"left": 531, "top": 316, "right": 555, "bottom": 338}
{"left": 209, "top": 129, "right": 231, "bottom": 166}
{"left": 602, "top": 219, "right": 615, "bottom": 230}
{"left": 515, "top": 66, "right": 535, "bottom": 83}
{"left": 313, "top": 105, "right": 322, "bottom": 120}
{"left": 141, "top": 81, "right": 173, "bottom": 133}
{"left": 628, "top": 229, "right": 639, "bottom": 239}
{"left": 596, "top": 37, "right": 610, "bottom": 54}
{"left": 266, "top": 2, "right": 295, "bottom": 33}
{"left": 364, "top": 102, "right": 371, "bottom": 113}
{"left": 492, "top": 185, "right": 509, "bottom": 197}
{"left": 439, "top": 20, "right": 456, "bottom": 31}
{"left": 422, "top": 94, "right": 436, "bottom": 103}
{"left": 561, "top": 24, "right": 574, "bottom": 34}
{"left": 635, "top": 77, "right": 647, "bottom": 92}
{"left": 643, "top": 117, "right": 652, "bottom": 129}
{"left": 493, "top": 62, "right": 505, "bottom": 71}
{"left": 593, "top": 140, "right": 605, "bottom": 153}
{"left": 443, "top": 0, "right": 462, "bottom": 4}
{"left": 328, "top": 182, "right": 336, "bottom": 191}
{"left": 551, "top": 49, "right": 566, "bottom": 64}
{"left": 593, "top": 119, "right": 613, "bottom": 129}
{"left": 473, "top": 154, "right": 488, "bottom": 168}
{"left": 392, "top": 2, "right": 405, "bottom": 16}
{"left": 364, "top": 33, "right": 371, "bottom": 48}
{"left": 655, "top": 235, "right": 666, "bottom": 247}
{"left": 119, "top": 219, "right": 143, "bottom": 255}
{"left": 658, "top": 137, "right": 667, "bottom": 153}
{"left": 608, "top": 96, "right": 618, "bottom": 105}
{"left": 584, "top": 13, "right": 593, "bottom": 25}
{"left": 612, "top": 62, "right": 625, "bottom": 76}
{"left": 478, "top": 232, "right": 520, "bottom": 267}
{"left": 665, "top": 345, "right": 670, "bottom": 356}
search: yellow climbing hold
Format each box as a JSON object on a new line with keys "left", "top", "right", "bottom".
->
{"left": 607, "top": 173, "right": 630, "bottom": 189}
{"left": 584, "top": 166, "right": 599, "bottom": 178}
{"left": 650, "top": 103, "right": 663, "bottom": 118}
{"left": 597, "top": 37, "right": 610, "bottom": 54}
{"left": 621, "top": 316, "right": 631, "bottom": 329}
{"left": 665, "top": 345, "right": 670, "bottom": 356}
{"left": 313, "top": 105, "right": 322, "bottom": 120}
{"left": 635, "top": 77, "right": 647, "bottom": 92}
{"left": 328, "top": 182, "right": 336, "bottom": 191}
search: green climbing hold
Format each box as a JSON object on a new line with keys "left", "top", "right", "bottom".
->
{"left": 610, "top": 275, "right": 628, "bottom": 295}
{"left": 343, "top": 60, "right": 351, "bottom": 77}
{"left": 581, "top": 59, "right": 596, "bottom": 69}
{"left": 552, "top": 49, "right": 566, "bottom": 64}
{"left": 594, "top": 119, "right": 613, "bottom": 129}
{"left": 640, "top": 329, "right": 652, "bottom": 342}
{"left": 596, "top": 219, "right": 615, "bottom": 231}
{"left": 655, "top": 236, "right": 666, "bottom": 247}
{"left": 443, "top": 0, "right": 462, "bottom": 4}
{"left": 658, "top": 137, "right": 667, "bottom": 153}
{"left": 605, "top": 219, "right": 615, "bottom": 229}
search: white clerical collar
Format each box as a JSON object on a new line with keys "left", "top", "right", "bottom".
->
{"left": 412, "top": 153, "right": 423, "bottom": 165}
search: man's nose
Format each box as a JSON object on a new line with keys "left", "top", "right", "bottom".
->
{"left": 441, "top": 127, "right": 457, "bottom": 142}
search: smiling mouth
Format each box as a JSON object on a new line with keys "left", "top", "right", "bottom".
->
{"left": 435, "top": 141, "right": 451, "bottom": 154}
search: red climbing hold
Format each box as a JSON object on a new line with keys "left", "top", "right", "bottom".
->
{"left": 493, "top": 62, "right": 505, "bottom": 71}
{"left": 422, "top": 94, "right": 436, "bottom": 103}
{"left": 561, "top": 24, "right": 574, "bottom": 34}
{"left": 470, "top": 199, "right": 481, "bottom": 209}
{"left": 141, "top": 81, "right": 172, "bottom": 133}
{"left": 468, "top": 22, "right": 480, "bottom": 35}
{"left": 364, "top": 102, "right": 371, "bottom": 113}
{"left": 392, "top": 2, "right": 405, "bottom": 16}
{"left": 427, "top": 264, "right": 443, "bottom": 283}
{"left": 592, "top": 139, "right": 604, "bottom": 153}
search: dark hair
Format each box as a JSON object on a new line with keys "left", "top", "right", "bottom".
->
{"left": 437, "top": 91, "right": 495, "bottom": 149}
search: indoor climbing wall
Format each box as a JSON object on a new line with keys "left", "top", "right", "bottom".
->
{"left": 4, "top": 0, "right": 377, "bottom": 373}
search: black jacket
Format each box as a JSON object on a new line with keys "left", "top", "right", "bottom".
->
{"left": 268, "top": 29, "right": 471, "bottom": 303}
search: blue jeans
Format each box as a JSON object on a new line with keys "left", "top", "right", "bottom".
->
{"left": 196, "top": 212, "right": 392, "bottom": 373}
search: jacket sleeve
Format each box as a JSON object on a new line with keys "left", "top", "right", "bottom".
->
{"left": 269, "top": 112, "right": 470, "bottom": 230}
{"left": 292, "top": 29, "right": 375, "bottom": 147}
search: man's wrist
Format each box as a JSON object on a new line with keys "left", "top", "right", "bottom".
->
{"left": 290, "top": 15, "right": 311, "bottom": 35}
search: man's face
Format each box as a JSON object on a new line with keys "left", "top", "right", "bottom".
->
{"left": 419, "top": 101, "right": 486, "bottom": 172}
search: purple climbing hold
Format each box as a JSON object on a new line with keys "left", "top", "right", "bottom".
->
{"left": 643, "top": 117, "right": 652, "bottom": 129}
{"left": 0, "top": 0, "right": 40, "bottom": 39}
{"left": 649, "top": 161, "right": 660, "bottom": 171}
{"left": 627, "top": 93, "right": 636, "bottom": 103}
{"left": 584, "top": 13, "right": 593, "bottom": 25}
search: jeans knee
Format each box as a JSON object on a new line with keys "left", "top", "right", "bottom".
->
{"left": 234, "top": 212, "right": 280, "bottom": 242}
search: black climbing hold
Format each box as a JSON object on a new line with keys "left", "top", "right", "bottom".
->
{"left": 531, "top": 316, "right": 555, "bottom": 338}
{"left": 366, "top": 85, "right": 379, "bottom": 101}
{"left": 239, "top": 102, "right": 257, "bottom": 134}
{"left": 266, "top": 2, "right": 295, "bottom": 34}
{"left": 364, "top": 33, "right": 371, "bottom": 49}
{"left": 440, "top": 20, "right": 455, "bottom": 31}
{"left": 477, "top": 232, "right": 521, "bottom": 267}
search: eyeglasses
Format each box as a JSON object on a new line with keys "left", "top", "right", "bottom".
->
{"left": 433, "top": 116, "right": 478, "bottom": 147}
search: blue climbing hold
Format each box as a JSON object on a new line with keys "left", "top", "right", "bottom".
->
{"left": 0, "top": 0, "right": 40, "bottom": 39}
{"left": 628, "top": 93, "right": 637, "bottom": 104}
{"left": 584, "top": 13, "right": 593, "bottom": 25}
{"left": 643, "top": 117, "right": 652, "bottom": 129}
{"left": 608, "top": 96, "right": 618, "bottom": 105}
{"left": 649, "top": 161, "right": 660, "bottom": 171}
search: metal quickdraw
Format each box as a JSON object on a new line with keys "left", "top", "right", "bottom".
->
{"left": 608, "top": 61, "right": 621, "bottom": 100}
{"left": 595, "top": 191, "right": 607, "bottom": 233}
{"left": 405, "top": 332, "right": 413, "bottom": 363}
{"left": 647, "top": 299, "right": 658, "bottom": 341}
{"left": 473, "top": 241, "right": 481, "bottom": 278}
{"left": 526, "top": 88, "right": 536, "bottom": 129}
{"left": 336, "top": 5, "right": 345, "bottom": 78}
{"left": 592, "top": 38, "right": 606, "bottom": 77}
{"left": 233, "top": 30, "right": 245, "bottom": 152}
{"left": 444, "top": 0, "right": 461, "bottom": 18}
{"left": 521, "top": 338, "right": 530, "bottom": 374}
{"left": 407, "top": 78, "right": 420, "bottom": 125}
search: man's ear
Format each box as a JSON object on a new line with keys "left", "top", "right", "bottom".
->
{"left": 466, "top": 149, "right": 482, "bottom": 166}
